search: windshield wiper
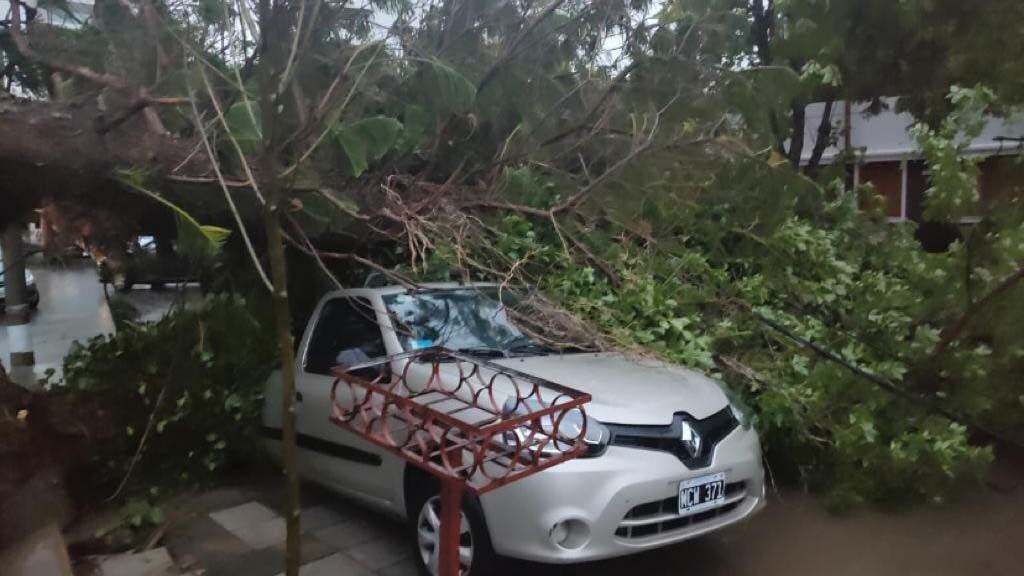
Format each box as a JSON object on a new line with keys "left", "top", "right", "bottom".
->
{"left": 502, "top": 334, "right": 556, "bottom": 356}
{"left": 506, "top": 342, "right": 553, "bottom": 355}
{"left": 455, "top": 346, "right": 508, "bottom": 358}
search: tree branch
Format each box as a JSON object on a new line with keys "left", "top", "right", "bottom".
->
{"left": 551, "top": 94, "right": 678, "bottom": 214}
{"left": 931, "top": 262, "right": 1024, "bottom": 358}
{"left": 187, "top": 86, "right": 273, "bottom": 291}
{"left": 94, "top": 96, "right": 190, "bottom": 135}
{"left": 477, "top": 0, "right": 570, "bottom": 93}
{"left": 280, "top": 229, "right": 419, "bottom": 289}
{"left": 806, "top": 98, "right": 835, "bottom": 170}
{"left": 9, "top": 0, "right": 129, "bottom": 90}
{"left": 787, "top": 101, "right": 806, "bottom": 167}
{"left": 747, "top": 304, "right": 1022, "bottom": 448}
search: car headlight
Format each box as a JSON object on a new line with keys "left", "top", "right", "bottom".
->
{"left": 501, "top": 397, "right": 609, "bottom": 458}
{"left": 719, "top": 384, "right": 753, "bottom": 430}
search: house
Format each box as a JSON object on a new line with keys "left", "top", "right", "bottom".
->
{"left": 0, "top": 0, "right": 93, "bottom": 28}
{"left": 799, "top": 98, "right": 1024, "bottom": 248}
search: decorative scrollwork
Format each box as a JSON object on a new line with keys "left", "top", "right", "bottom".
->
{"left": 330, "top": 347, "right": 591, "bottom": 494}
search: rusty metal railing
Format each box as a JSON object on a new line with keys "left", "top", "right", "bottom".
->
{"left": 329, "top": 347, "right": 591, "bottom": 576}
{"left": 329, "top": 347, "right": 591, "bottom": 494}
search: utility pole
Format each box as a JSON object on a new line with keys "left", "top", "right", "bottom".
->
{"left": 2, "top": 223, "right": 35, "bottom": 369}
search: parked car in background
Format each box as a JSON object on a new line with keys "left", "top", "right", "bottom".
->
{"left": 0, "top": 259, "right": 40, "bottom": 310}
{"left": 262, "top": 283, "right": 766, "bottom": 576}
{"left": 98, "top": 236, "right": 197, "bottom": 292}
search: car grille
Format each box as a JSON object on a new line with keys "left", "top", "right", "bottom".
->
{"left": 607, "top": 407, "right": 739, "bottom": 469}
{"left": 614, "top": 481, "right": 746, "bottom": 540}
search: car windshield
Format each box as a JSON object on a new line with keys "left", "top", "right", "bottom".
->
{"left": 383, "top": 288, "right": 572, "bottom": 356}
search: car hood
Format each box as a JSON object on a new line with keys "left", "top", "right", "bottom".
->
{"left": 491, "top": 352, "right": 729, "bottom": 425}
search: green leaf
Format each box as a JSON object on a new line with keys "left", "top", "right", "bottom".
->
{"left": 224, "top": 393, "right": 243, "bottom": 412}
{"left": 144, "top": 506, "right": 164, "bottom": 525}
{"left": 332, "top": 116, "right": 403, "bottom": 177}
{"left": 117, "top": 175, "right": 232, "bottom": 257}
{"left": 419, "top": 59, "right": 476, "bottom": 116}
{"left": 290, "top": 192, "right": 358, "bottom": 235}
{"left": 177, "top": 215, "right": 231, "bottom": 259}
{"left": 224, "top": 101, "right": 262, "bottom": 155}
{"left": 397, "top": 104, "right": 430, "bottom": 154}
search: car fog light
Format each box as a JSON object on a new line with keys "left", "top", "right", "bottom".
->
{"left": 549, "top": 519, "right": 590, "bottom": 550}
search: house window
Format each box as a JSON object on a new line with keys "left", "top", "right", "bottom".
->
{"left": 859, "top": 161, "right": 903, "bottom": 219}
{"left": 979, "top": 155, "right": 1024, "bottom": 202}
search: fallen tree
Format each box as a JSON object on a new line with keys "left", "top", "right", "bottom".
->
{"left": 1, "top": 1, "right": 1022, "bottom": 569}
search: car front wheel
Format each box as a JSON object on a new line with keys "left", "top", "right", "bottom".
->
{"left": 409, "top": 487, "right": 496, "bottom": 576}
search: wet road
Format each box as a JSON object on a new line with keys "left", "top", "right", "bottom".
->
{"left": 520, "top": 453, "right": 1024, "bottom": 576}
{"left": 545, "top": 490, "right": 1023, "bottom": 575}
{"left": 229, "top": 450, "right": 1024, "bottom": 576}
{"left": 1, "top": 259, "right": 201, "bottom": 386}
{"left": 0, "top": 259, "right": 114, "bottom": 386}
{"left": 232, "top": 452, "right": 1022, "bottom": 576}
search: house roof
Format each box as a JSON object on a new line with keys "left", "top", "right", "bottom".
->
{"left": 799, "top": 97, "right": 1024, "bottom": 165}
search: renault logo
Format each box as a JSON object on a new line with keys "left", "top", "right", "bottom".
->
{"left": 680, "top": 421, "right": 702, "bottom": 458}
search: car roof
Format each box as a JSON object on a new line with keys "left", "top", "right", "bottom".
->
{"left": 322, "top": 281, "right": 500, "bottom": 300}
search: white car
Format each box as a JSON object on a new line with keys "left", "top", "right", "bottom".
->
{"left": 263, "top": 283, "right": 765, "bottom": 575}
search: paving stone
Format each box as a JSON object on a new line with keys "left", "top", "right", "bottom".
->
{"left": 98, "top": 547, "right": 174, "bottom": 576}
{"left": 204, "top": 545, "right": 286, "bottom": 576}
{"left": 271, "top": 552, "right": 374, "bottom": 576}
{"left": 163, "top": 516, "right": 252, "bottom": 570}
{"left": 270, "top": 532, "right": 339, "bottom": 565}
{"left": 345, "top": 533, "right": 411, "bottom": 571}
{"left": 299, "top": 506, "right": 348, "bottom": 533}
{"left": 188, "top": 487, "right": 258, "bottom": 514}
{"left": 312, "top": 517, "right": 391, "bottom": 551}
{"left": 233, "top": 517, "right": 287, "bottom": 549}
{"left": 377, "top": 559, "right": 420, "bottom": 576}
{"left": 210, "top": 501, "right": 280, "bottom": 533}
{"left": 0, "top": 524, "right": 74, "bottom": 576}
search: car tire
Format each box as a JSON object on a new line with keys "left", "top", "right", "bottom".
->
{"left": 405, "top": 471, "right": 497, "bottom": 576}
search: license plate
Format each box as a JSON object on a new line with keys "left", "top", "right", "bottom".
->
{"left": 678, "top": 472, "right": 726, "bottom": 516}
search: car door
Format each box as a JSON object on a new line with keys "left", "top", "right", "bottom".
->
{"left": 296, "top": 296, "right": 401, "bottom": 503}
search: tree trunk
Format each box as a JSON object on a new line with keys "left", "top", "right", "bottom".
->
{"left": 2, "top": 223, "right": 35, "bottom": 369}
{"left": 750, "top": 0, "right": 774, "bottom": 66}
{"left": 807, "top": 98, "right": 836, "bottom": 172}
{"left": 787, "top": 102, "right": 806, "bottom": 167}
{"left": 0, "top": 355, "right": 8, "bottom": 388}
{"left": 0, "top": 97, "right": 205, "bottom": 181}
{"left": 263, "top": 198, "right": 301, "bottom": 576}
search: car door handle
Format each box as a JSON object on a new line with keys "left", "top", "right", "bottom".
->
{"left": 295, "top": 391, "right": 303, "bottom": 403}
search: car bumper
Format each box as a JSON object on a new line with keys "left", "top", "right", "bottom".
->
{"left": 479, "top": 425, "right": 765, "bottom": 563}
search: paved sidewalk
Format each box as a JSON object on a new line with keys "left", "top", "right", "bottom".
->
{"left": 163, "top": 482, "right": 416, "bottom": 576}
{"left": 159, "top": 451, "right": 1024, "bottom": 576}
{"left": 1, "top": 260, "right": 114, "bottom": 386}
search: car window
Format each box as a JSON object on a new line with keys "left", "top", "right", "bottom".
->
{"left": 304, "top": 297, "right": 387, "bottom": 375}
